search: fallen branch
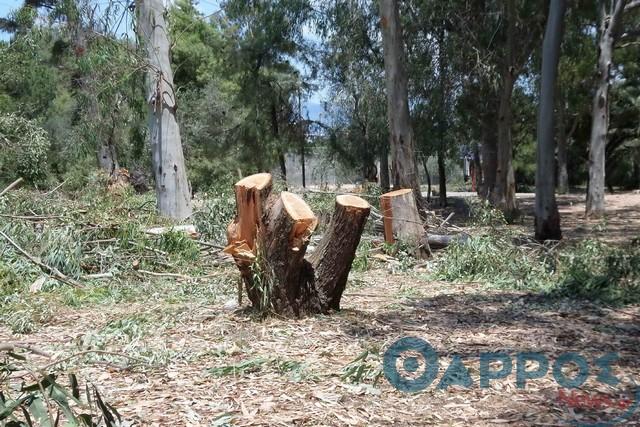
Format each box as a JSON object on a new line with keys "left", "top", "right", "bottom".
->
{"left": 41, "top": 350, "right": 148, "bottom": 371}
{"left": 0, "top": 230, "right": 83, "bottom": 288}
{"left": 43, "top": 180, "right": 66, "bottom": 197}
{"left": 0, "top": 177, "right": 23, "bottom": 197}
{"left": 0, "top": 342, "right": 51, "bottom": 358}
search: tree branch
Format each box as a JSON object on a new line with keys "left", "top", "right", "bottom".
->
{"left": 0, "top": 230, "right": 83, "bottom": 288}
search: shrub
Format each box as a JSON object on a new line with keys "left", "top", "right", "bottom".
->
{"left": 0, "top": 113, "right": 51, "bottom": 184}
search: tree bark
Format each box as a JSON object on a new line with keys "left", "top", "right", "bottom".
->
{"left": 556, "top": 90, "right": 569, "bottom": 194}
{"left": 380, "top": 144, "right": 390, "bottom": 192}
{"left": 225, "top": 174, "right": 370, "bottom": 316}
{"left": 437, "top": 149, "right": 447, "bottom": 207}
{"left": 137, "top": 0, "right": 192, "bottom": 220}
{"left": 535, "top": 0, "right": 565, "bottom": 241}
{"left": 380, "top": 188, "right": 430, "bottom": 258}
{"left": 379, "top": 0, "right": 426, "bottom": 211}
{"left": 421, "top": 155, "right": 431, "bottom": 202}
{"left": 586, "top": 0, "right": 625, "bottom": 218}
{"left": 480, "top": 114, "right": 497, "bottom": 198}
{"left": 490, "top": 0, "right": 518, "bottom": 216}
{"left": 97, "top": 116, "right": 119, "bottom": 175}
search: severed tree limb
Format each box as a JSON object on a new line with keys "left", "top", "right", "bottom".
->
{"left": 0, "top": 177, "right": 23, "bottom": 197}
{"left": 0, "top": 342, "right": 51, "bottom": 358}
{"left": 0, "top": 230, "right": 83, "bottom": 288}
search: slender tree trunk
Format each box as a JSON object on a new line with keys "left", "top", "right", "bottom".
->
{"left": 490, "top": 0, "right": 518, "bottom": 216}
{"left": 535, "top": 0, "right": 565, "bottom": 241}
{"left": 301, "top": 138, "right": 306, "bottom": 189}
{"left": 380, "top": 144, "right": 390, "bottom": 192}
{"left": 98, "top": 118, "right": 119, "bottom": 175}
{"left": 379, "top": 0, "right": 426, "bottom": 211}
{"left": 480, "top": 114, "right": 498, "bottom": 199}
{"left": 586, "top": 1, "right": 625, "bottom": 218}
{"left": 421, "top": 155, "right": 431, "bottom": 202}
{"left": 437, "top": 149, "right": 447, "bottom": 207}
{"left": 556, "top": 90, "right": 569, "bottom": 194}
{"left": 137, "top": 0, "right": 191, "bottom": 220}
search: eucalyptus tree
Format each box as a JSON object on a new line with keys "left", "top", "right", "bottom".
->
{"left": 137, "top": 0, "right": 192, "bottom": 219}
{"left": 319, "top": 0, "right": 389, "bottom": 189}
{"left": 586, "top": 0, "right": 640, "bottom": 217}
{"left": 379, "top": 0, "right": 425, "bottom": 209}
{"left": 535, "top": 0, "right": 566, "bottom": 241}
{"left": 223, "top": 0, "right": 312, "bottom": 185}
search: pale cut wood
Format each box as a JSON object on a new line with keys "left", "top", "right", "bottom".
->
{"left": 0, "top": 177, "right": 23, "bottom": 197}
{"left": 380, "top": 188, "right": 430, "bottom": 258}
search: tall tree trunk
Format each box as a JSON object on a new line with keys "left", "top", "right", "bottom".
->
{"left": 301, "top": 138, "right": 306, "bottom": 189}
{"left": 437, "top": 149, "right": 447, "bottom": 207}
{"left": 480, "top": 114, "right": 498, "bottom": 199}
{"left": 586, "top": 0, "right": 625, "bottom": 218}
{"left": 380, "top": 144, "right": 390, "bottom": 192}
{"left": 98, "top": 118, "right": 119, "bottom": 175}
{"left": 137, "top": 0, "right": 191, "bottom": 220}
{"left": 421, "top": 155, "right": 431, "bottom": 202}
{"left": 490, "top": 0, "right": 518, "bottom": 216}
{"left": 535, "top": 0, "right": 565, "bottom": 241}
{"left": 556, "top": 90, "right": 569, "bottom": 194}
{"left": 379, "top": 0, "right": 426, "bottom": 211}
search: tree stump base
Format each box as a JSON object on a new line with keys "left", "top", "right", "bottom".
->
{"left": 380, "top": 188, "right": 430, "bottom": 258}
{"left": 225, "top": 174, "right": 370, "bottom": 317}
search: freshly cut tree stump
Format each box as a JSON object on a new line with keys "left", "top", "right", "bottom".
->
{"left": 225, "top": 174, "right": 371, "bottom": 317}
{"left": 380, "top": 188, "right": 430, "bottom": 258}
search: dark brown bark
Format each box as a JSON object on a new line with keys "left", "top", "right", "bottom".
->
{"left": 437, "top": 149, "right": 447, "bottom": 207}
{"left": 308, "top": 195, "right": 371, "bottom": 310}
{"left": 480, "top": 118, "right": 497, "bottom": 198}
{"left": 226, "top": 174, "right": 370, "bottom": 317}
{"left": 379, "top": 0, "right": 426, "bottom": 211}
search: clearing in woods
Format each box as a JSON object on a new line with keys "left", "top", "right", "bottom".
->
{"left": 1, "top": 191, "right": 639, "bottom": 426}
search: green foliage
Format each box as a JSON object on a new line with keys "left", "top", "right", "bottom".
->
{"left": 341, "top": 349, "right": 382, "bottom": 385}
{"left": 157, "top": 230, "right": 200, "bottom": 261}
{"left": 435, "top": 232, "right": 640, "bottom": 305}
{"left": 0, "top": 356, "right": 121, "bottom": 427}
{"left": 434, "top": 234, "right": 555, "bottom": 290}
{"left": 467, "top": 199, "right": 508, "bottom": 227}
{"left": 554, "top": 240, "right": 640, "bottom": 305}
{"left": 0, "top": 113, "right": 51, "bottom": 184}
{"left": 193, "top": 186, "right": 236, "bottom": 245}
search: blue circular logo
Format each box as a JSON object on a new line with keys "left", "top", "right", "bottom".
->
{"left": 383, "top": 337, "right": 438, "bottom": 393}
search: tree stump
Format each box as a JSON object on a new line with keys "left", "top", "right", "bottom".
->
{"left": 380, "top": 188, "right": 430, "bottom": 258}
{"left": 225, "top": 174, "right": 371, "bottom": 317}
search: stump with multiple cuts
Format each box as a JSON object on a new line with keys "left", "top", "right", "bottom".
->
{"left": 225, "top": 174, "right": 371, "bottom": 317}
{"left": 380, "top": 188, "right": 430, "bottom": 258}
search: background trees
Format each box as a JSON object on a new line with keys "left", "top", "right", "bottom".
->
{"left": 1, "top": 0, "right": 640, "bottom": 230}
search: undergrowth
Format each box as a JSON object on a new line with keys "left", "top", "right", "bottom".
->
{"left": 433, "top": 232, "right": 640, "bottom": 306}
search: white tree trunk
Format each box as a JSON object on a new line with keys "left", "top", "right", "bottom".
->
{"left": 379, "top": 0, "right": 425, "bottom": 211}
{"left": 587, "top": 0, "right": 626, "bottom": 218}
{"left": 535, "top": 0, "right": 565, "bottom": 241}
{"left": 137, "top": 0, "right": 192, "bottom": 220}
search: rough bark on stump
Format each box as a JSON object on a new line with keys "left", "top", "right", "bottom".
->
{"left": 380, "top": 189, "right": 430, "bottom": 258}
{"left": 225, "top": 174, "right": 370, "bottom": 317}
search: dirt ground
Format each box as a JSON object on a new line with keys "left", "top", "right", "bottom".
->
{"left": 2, "top": 191, "right": 639, "bottom": 426}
